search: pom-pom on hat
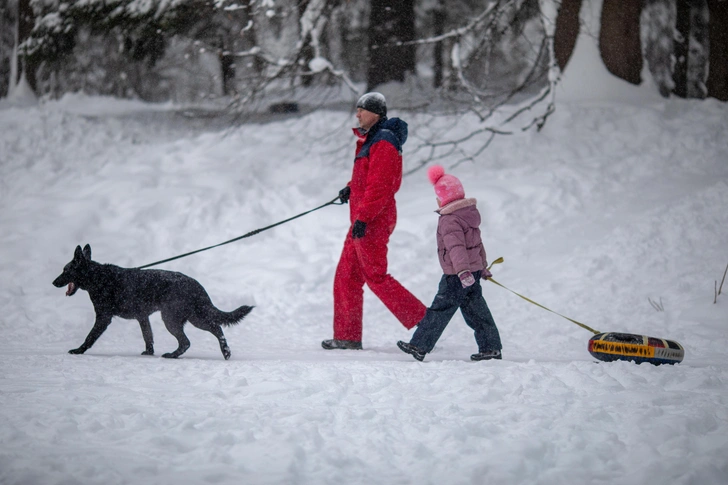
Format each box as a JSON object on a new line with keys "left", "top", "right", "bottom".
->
{"left": 428, "top": 165, "right": 465, "bottom": 206}
{"left": 356, "top": 92, "right": 387, "bottom": 118}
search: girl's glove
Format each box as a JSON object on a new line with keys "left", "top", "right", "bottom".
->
{"left": 481, "top": 268, "right": 493, "bottom": 280}
{"left": 458, "top": 270, "right": 475, "bottom": 288}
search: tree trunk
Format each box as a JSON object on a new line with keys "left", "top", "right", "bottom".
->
{"left": 432, "top": 4, "right": 444, "bottom": 89}
{"left": 686, "top": 0, "right": 709, "bottom": 99}
{"left": 1, "top": 3, "right": 14, "bottom": 97}
{"left": 298, "top": 0, "right": 315, "bottom": 87}
{"left": 599, "top": 0, "right": 642, "bottom": 85}
{"left": 673, "top": 0, "right": 691, "bottom": 98}
{"left": 14, "top": 0, "right": 38, "bottom": 92}
{"left": 706, "top": 0, "right": 728, "bottom": 101}
{"left": 242, "top": 0, "right": 264, "bottom": 75}
{"left": 220, "top": 46, "right": 236, "bottom": 96}
{"left": 17, "top": 0, "right": 37, "bottom": 92}
{"left": 553, "top": 0, "right": 582, "bottom": 71}
{"left": 367, "top": 0, "right": 416, "bottom": 90}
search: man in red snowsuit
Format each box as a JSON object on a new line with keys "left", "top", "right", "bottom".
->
{"left": 322, "top": 93, "right": 426, "bottom": 350}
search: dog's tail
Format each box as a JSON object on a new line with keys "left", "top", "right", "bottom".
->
{"left": 208, "top": 305, "right": 254, "bottom": 326}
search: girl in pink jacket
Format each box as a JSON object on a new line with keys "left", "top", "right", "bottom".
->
{"left": 397, "top": 165, "right": 503, "bottom": 361}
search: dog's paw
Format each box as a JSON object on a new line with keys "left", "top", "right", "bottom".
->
{"left": 68, "top": 348, "right": 86, "bottom": 355}
{"left": 141, "top": 350, "right": 154, "bottom": 356}
{"left": 161, "top": 352, "right": 178, "bottom": 359}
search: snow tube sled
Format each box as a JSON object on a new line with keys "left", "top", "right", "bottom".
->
{"left": 588, "top": 332, "right": 684, "bottom": 365}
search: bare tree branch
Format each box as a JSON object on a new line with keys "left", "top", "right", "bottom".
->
{"left": 399, "top": 1, "right": 562, "bottom": 174}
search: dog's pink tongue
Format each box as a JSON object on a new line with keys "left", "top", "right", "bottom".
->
{"left": 66, "top": 283, "right": 75, "bottom": 296}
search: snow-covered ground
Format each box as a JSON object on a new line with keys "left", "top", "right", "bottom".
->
{"left": 1, "top": 75, "right": 728, "bottom": 484}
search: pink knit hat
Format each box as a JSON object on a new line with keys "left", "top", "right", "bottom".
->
{"left": 428, "top": 165, "right": 465, "bottom": 205}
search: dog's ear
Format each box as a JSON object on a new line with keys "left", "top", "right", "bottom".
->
{"left": 74, "top": 245, "right": 84, "bottom": 260}
{"left": 82, "top": 244, "right": 92, "bottom": 261}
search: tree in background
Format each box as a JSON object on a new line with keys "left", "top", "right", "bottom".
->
{"left": 642, "top": 0, "right": 677, "bottom": 97}
{"left": 400, "top": 0, "right": 556, "bottom": 170}
{"left": 598, "top": 0, "right": 724, "bottom": 101}
{"left": 17, "top": 0, "right": 37, "bottom": 92}
{"left": 672, "top": 0, "right": 709, "bottom": 99}
{"left": 0, "top": 0, "right": 15, "bottom": 98}
{"left": 552, "top": 0, "right": 581, "bottom": 71}
{"left": 544, "top": 0, "right": 727, "bottom": 102}
{"left": 706, "top": 0, "right": 728, "bottom": 101}
{"left": 367, "top": 0, "right": 416, "bottom": 90}
{"left": 402, "top": 0, "right": 728, "bottom": 169}
{"left": 2, "top": 0, "right": 727, "bottom": 109}
{"left": 16, "top": 0, "right": 201, "bottom": 100}
{"left": 600, "top": 0, "right": 643, "bottom": 85}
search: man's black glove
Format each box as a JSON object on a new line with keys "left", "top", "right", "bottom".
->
{"left": 352, "top": 220, "right": 367, "bottom": 239}
{"left": 338, "top": 186, "right": 351, "bottom": 204}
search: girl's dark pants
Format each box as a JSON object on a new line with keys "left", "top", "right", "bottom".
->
{"left": 410, "top": 270, "right": 502, "bottom": 353}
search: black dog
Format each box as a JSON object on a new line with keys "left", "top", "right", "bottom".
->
{"left": 53, "top": 244, "right": 253, "bottom": 359}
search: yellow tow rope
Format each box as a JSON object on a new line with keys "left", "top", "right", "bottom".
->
{"left": 485, "top": 257, "right": 601, "bottom": 335}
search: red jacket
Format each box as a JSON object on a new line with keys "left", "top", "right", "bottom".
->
{"left": 348, "top": 117, "right": 408, "bottom": 226}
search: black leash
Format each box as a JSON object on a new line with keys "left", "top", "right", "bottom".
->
{"left": 137, "top": 197, "right": 344, "bottom": 269}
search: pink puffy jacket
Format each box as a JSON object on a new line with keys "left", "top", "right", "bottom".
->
{"left": 436, "top": 198, "right": 488, "bottom": 275}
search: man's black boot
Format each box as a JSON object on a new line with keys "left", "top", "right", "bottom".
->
{"left": 321, "top": 339, "right": 362, "bottom": 350}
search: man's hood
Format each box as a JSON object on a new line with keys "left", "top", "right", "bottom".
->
{"left": 379, "top": 117, "right": 408, "bottom": 147}
{"left": 353, "top": 116, "right": 409, "bottom": 158}
{"left": 353, "top": 117, "right": 408, "bottom": 145}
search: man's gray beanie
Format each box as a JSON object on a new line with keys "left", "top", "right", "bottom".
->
{"left": 356, "top": 92, "right": 387, "bottom": 117}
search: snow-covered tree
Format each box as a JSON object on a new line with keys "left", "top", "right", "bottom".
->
{"left": 0, "top": 0, "right": 16, "bottom": 97}
{"left": 4, "top": 0, "right": 727, "bottom": 106}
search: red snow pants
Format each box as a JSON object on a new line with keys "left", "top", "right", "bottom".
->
{"left": 333, "top": 216, "right": 426, "bottom": 342}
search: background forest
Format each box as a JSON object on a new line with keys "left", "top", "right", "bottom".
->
{"left": 2, "top": 0, "right": 727, "bottom": 112}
